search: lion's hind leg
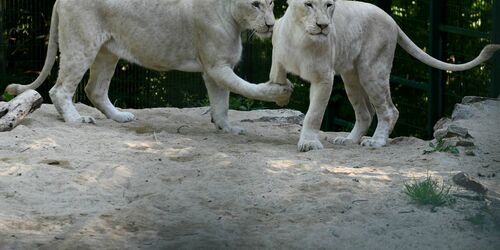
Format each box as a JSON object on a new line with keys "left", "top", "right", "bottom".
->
{"left": 85, "top": 48, "right": 135, "bottom": 123}
{"left": 357, "top": 68, "right": 399, "bottom": 148}
{"left": 49, "top": 48, "right": 99, "bottom": 124}
{"left": 330, "top": 71, "right": 374, "bottom": 145}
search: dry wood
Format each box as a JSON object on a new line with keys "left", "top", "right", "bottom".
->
{"left": 0, "top": 90, "right": 43, "bottom": 132}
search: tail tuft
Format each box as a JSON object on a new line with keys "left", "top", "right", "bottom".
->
{"left": 5, "top": 84, "right": 30, "bottom": 96}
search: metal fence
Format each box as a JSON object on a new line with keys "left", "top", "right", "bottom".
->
{"left": 0, "top": 0, "right": 498, "bottom": 139}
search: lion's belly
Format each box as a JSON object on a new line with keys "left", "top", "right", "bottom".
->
{"left": 104, "top": 37, "right": 202, "bottom": 72}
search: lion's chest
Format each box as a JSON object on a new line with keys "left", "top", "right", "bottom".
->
{"left": 278, "top": 41, "right": 334, "bottom": 84}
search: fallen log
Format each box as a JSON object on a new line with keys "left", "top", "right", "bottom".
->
{"left": 0, "top": 90, "right": 43, "bottom": 132}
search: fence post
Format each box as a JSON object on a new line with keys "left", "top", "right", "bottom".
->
{"left": 0, "top": 0, "right": 5, "bottom": 81}
{"left": 492, "top": 0, "right": 500, "bottom": 98}
{"left": 428, "top": 0, "right": 446, "bottom": 138}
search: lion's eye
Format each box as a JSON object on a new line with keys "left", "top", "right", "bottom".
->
{"left": 326, "top": 3, "right": 333, "bottom": 8}
{"left": 252, "top": 1, "right": 261, "bottom": 8}
{"left": 305, "top": 2, "right": 313, "bottom": 8}
{"left": 270, "top": 1, "right": 274, "bottom": 6}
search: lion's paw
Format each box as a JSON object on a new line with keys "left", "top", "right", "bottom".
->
{"left": 80, "top": 116, "right": 96, "bottom": 124}
{"left": 298, "top": 139, "right": 324, "bottom": 152}
{"left": 360, "top": 138, "right": 386, "bottom": 148}
{"left": 110, "top": 111, "right": 136, "bottom": 123}
{"left": 258, "top": 80, "right": 293, "bottom": 105}
{"left": 329, "top": 137, "right": 357, "bottom": 145}
{"left": 221, "top": 125, "right": 245, "bottom": 135}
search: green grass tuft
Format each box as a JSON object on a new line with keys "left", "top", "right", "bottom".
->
{"left": 424, "top": 139, "right": 459, "bottom": 155}
{"left": 404, "top": 174, "right": 454, "bottom": 206}
{"left": 1, "top": 92, "right": 14, "bottom": 102}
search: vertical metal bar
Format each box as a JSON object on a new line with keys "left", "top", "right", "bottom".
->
{"left": 492, "top": 0, "right": 500, "bottom": 98}
{"left": 428, "top": 0, "right": 445, "bottom": 138}
{"left": 0, "top": 0, "right": 5, "bottom": 81}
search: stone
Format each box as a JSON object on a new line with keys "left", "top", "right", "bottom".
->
{"left": 433, "top": 117, "right": 452, "bottom": 132}
{"left": 485, "top": 192, "right": 500, "bottom": 226}
{"left": 456, "top": 140, "right": 475, "bottom": 147}
{"left": 451, "top": 104, "right": 474, "bottom": 120}
{"left": 241, "top": 113, "right": 305, "bottom": 125}
{"left": 434, "top": 124, "right": 472, "bottom": 140}
{"left": 452, "top": 172, "right": 487, "bottom": 194}
{"left": 465, "top": 149, "right": 476, "bottom": 156}
{"left": 461, "top": 96, "right": 497, "bottom": 104}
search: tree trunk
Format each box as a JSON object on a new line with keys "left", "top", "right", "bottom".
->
{"left": 0, "top": 90, "right": 43, "bottom": 132}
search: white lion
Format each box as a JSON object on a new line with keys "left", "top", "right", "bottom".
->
{"left": 271, "top": 0, "right": 500, "bottom": 151}
{"left": 6, "top": 0, "right": 292, "bottom": 135}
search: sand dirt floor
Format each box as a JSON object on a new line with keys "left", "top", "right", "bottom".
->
{"left": 0, "top": 100, "right": 499, "bottom": 249}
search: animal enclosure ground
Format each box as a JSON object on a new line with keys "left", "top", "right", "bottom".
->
{"left": 0, "top": 102, "right": 499, "bottom": 249}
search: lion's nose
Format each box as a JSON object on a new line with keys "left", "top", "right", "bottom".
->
{"left": 266, "top": 23, "right": 274, "bottom": 30}
{"left": 316, "top": 23, "right": 329, "bottom": 30}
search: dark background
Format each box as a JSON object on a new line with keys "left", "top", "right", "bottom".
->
{"left": 0, "top": 0, "right": 498, "bottom": 139}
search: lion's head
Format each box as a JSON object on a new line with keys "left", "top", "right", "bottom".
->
{"left": 288, "top": 0, "right": 336, "bottom": 40}
{"left": 232, "top": 0, "right": 276, "bottom": 38}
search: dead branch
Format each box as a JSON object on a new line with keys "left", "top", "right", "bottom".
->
{"left": 0, "top": 90, "right": 43, "bottom": 132}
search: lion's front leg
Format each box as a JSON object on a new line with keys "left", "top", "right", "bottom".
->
{"left": 202, "top": 73, "right": 244, "bottom": 135}
{"left": 205, "top": 66, "right": 292, "bottom": 106}
{"left": 298, "top": 81, "right": 333, "bottom": 152}
{"left": 268, "top": 60, "right": 293, "bottom": 106}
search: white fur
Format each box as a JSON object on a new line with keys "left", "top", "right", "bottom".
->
{"left": 6, "top": 0, "right": 292, "bottom": 133}
{"left": 272, "top": 0, "right": 500, "bottom": 151}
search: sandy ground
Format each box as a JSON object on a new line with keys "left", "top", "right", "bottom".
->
{"left": 0, "top": 101, "right": 499, "bottom": 249}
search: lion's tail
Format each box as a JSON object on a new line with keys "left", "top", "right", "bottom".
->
{"left": 397, "top": 27, "right": 500, "bottom": 72}
{"left": 5, "top": 1, "right": 60, "bottom": 95}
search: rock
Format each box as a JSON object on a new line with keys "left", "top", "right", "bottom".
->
{"left": 456, "top": 140, "right": 474, "bottom": 147}
{"left": 461, "top": 96, "right": 498, "bottom": 104}
{"left": 433, "top": 129, "right": 447, "bottom": 140}
{"left": 452, "top": 172, "right": 487, "bottom": 194}
{"left": 451, "top": 104, "right": 475, "bottom": 120}
{"left": 439, "top": 138, "right": 474, "bottom": 147}
{"left": 485, "top": 192, "right": 500, "bottom": 226}
{"left": 241, "top": 113, "right": 305, "bottom": 125}
{"left": 434, "top": 125, "right": 472, "bottom": 140}
{"left": 433, "top": 117, "right": 452, "bottom": 132}
{"left": 464, "top": 149, "right": 476, "bottom": 156}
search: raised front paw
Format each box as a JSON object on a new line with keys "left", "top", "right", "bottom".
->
{"left": 258, "top": 80, "right": 293, "bottom": 106}
{"left": 297, "top": 138, "right": 324, "bottom": 152}
{"left": 275, "top": 79, "right": 294, "bottom": 106}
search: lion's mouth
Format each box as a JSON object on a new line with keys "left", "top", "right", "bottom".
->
{"left": 310, "top": 32, "right": 329, "bottom": 37}
{"left": 254, "top": 29, "right": 273, "bottom": 37}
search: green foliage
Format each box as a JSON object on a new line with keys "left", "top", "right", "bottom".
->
{"left": 404, "top": 174, "right": 454, "bottom": 206}
{"left": 1, "top": 92, "right": 14, "bottom": 102}
{"left": 229, "top": 95, "right": 265, "bottom": 111}
{"left": 423, "top": 139, "right": 460, "bottom": 155}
